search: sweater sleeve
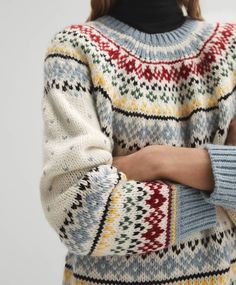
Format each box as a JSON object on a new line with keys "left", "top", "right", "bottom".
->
{"left": 39, "top": 30, "right": 218, "bottom": 256}
{"left": 200, "top": 144, "right": 236, "bottom": 225}
{"left": 198, "top": 23, "right": 236, "bottom": 224}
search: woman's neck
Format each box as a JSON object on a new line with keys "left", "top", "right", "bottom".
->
{"left": 108, "top": 0, "right": 186, "bottom": 34}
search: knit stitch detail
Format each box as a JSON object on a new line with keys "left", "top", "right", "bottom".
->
{"left": 201, "top": 144, "right": 236, "bottom": 209}
{"left": 40, "top": 15, "right": 236, "bottom": 285}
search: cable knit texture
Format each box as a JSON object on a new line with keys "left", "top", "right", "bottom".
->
{"left": 39, "top": 15, "right": 236, "bottom": 284}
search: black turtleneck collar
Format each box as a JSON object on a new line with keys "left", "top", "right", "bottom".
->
{"left": 107, "top": 0, "right": 186, "bottom": 34}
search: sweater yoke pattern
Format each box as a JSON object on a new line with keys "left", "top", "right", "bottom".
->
{"left": 40, "top": 15, "right": 236, "bottom": 284}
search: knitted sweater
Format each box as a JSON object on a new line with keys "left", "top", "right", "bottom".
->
{"left": 39, "top": 14, "right": 236, "bottom": 285}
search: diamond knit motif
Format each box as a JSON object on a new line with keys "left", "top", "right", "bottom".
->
{"left": 40, "top": 14, "right": 236, "bottom": 284}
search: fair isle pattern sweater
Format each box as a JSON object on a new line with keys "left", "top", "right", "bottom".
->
{"left": 39, "top": 14, "right": 236, "bottom": 285}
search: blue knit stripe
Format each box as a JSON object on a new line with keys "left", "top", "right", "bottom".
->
{"left": 86, "top": 15, "right": 215, "bottom": 61}
{"left": 201, "top": 144, "right": 236, "bottom": 209}
{"left": 175, "top": 184, "right": 217, "bottom": 241}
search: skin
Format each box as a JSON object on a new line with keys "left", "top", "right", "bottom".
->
{"left": 112, "top": 116, "right": 236, "bottom": 192}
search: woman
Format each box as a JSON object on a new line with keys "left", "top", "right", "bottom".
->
{"left": 40, "top": 0, "right": 236, "bottom": 284}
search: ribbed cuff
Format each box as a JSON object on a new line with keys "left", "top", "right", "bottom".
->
{"left": 200, "top": 143, "right": 236, "bottom": 209}
{"left": 175, "top": 184, "right": 217, "bottom": 241}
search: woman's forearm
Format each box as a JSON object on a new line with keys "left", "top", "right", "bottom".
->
{"left": 158, "top": 146, "right": 215, "bottom": 192}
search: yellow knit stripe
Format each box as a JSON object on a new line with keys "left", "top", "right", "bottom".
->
{"left": 229, "top": 261, "right": 236, "bottom": 282}
{"left": 92, "top": 172, "right": 127, "bottom": 256}
{"left": 91, "top": 69, "right": 236, "bottom": 118}
{"left": 215, "top": 70, "right": 236, "bottom": 100}
{"left": 63, "top": 267, "right": 72, "bottom": 282}
{"left": 46, "top": 42, "right": 87, "bottom": 63}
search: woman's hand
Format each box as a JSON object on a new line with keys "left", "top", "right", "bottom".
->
{"left": 225, "top": 116, "right": 236, "bottom": 145}
{"left": 112, "top": 145, "right": 166, "bottom": 181}
{"left": 112, "top": 115, "right": 236, "bottom": 185}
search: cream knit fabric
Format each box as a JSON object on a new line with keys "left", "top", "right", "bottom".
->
{"left": 40, "top": 14, "right": 236, "bottom": 284}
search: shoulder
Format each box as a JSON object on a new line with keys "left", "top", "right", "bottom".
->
{"left": 216, "top": 19, "right": 236, "bottom": 38}
{"left": 206, "top": 19, "right": 236, "bottom": 44}
{"left": 43, "top": 22, "right": 94, "bottom": 93}
{"left": 214, "top": 20, "right": 236, "bottom": 60}
{"left": 44, "top": 21, "right": 93, "bottom": 63}
{"left": 195, "top": 18, "right": 236, "bottom": 39}
{"left": 196, "top": 19, "right": 236, "bottom": 62}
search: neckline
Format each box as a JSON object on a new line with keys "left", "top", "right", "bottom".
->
{"left": 92, "top": 14, "right": 199, "bottom": 46}
{"left": 84, "top": 14, "right": 213, "bottom": 61}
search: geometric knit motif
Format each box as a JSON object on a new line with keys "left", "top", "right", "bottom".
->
{"left": 63, "top": 225, "right": 236, "bottom": 284}
{"left": 39, "top": 14, "right": 236, "bottom": 284}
